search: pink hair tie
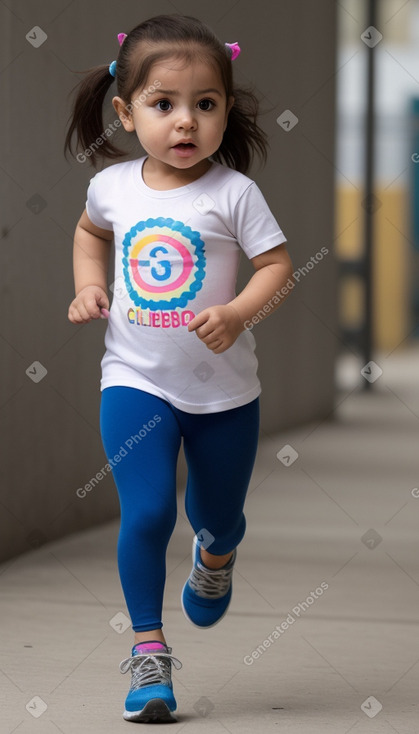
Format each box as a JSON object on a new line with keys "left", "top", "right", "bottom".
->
{"left": 225, "top": 42, "right": 241, "bottom": 60}
{"left": 108, "top": 33, "right": 127, "bottom": 78}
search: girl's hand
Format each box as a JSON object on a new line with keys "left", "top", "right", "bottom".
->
{"left": 68, "top": 285, "right": 110, "bottom": 324}
{"left": 187, "top": 305, "right": 244, "bottom": 354}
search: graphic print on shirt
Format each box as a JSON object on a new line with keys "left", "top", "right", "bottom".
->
{"left": 122, "top": 217, "right": 206, "bottom": 328}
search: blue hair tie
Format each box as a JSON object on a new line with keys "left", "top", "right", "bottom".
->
{"left": 109, "top": 60, "right": 117, "bottom": 78}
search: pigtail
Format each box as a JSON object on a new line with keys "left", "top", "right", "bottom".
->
{"left": 64, "top": 65, "right": 124, "bottom": 167}
{"left": 214, "top": 87, "right": 269, "bottom": 175}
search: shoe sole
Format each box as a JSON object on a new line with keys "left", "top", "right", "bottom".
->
{"left": 180, "top": 538, "right": 232, "bottom": 629}
{"left": 123, "top": 698, "right": 177, "bottom": 723}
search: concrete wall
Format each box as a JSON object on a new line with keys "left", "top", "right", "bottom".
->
{"left": 0, "top": 0, "right": 337, "bottom": 562}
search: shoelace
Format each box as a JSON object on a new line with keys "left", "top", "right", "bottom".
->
{"left": 188, "top": 551, "right": 236, "bottom": 598}
{"left": 119, "top": 651, "right": 182, "bottom": 690}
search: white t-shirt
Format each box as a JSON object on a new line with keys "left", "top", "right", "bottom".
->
{"left": 85, "top": 156, "right": 287, "bottom": 414}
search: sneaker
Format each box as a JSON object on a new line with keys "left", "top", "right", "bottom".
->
{"left": 181, "top": 537, "right": 237, "bottom": 628}
{"left": 119, "top": 640, "right": 182, "bottom": 722}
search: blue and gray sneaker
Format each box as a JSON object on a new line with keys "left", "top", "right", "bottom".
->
{"left": 181, "top": 537, "right": 237, "bottom": 628}
{"left": 119, "top": 640, "right": 182, "bottom": 722}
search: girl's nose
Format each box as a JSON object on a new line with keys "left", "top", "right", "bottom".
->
{"left": 175, "top": 108, "right": 197, "bottom": 130}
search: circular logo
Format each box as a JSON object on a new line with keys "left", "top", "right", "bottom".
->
{"left": 122, "top": 217, "right": 205, "bottom": 310}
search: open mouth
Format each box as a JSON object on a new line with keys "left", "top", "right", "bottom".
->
{"left": 173, "top": 143, "right": 196, "bottom": 149}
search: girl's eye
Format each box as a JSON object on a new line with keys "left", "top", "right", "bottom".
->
{"left": 155, "top": 98, "right": 215, "bottom": 112}
{"left": 198, "top": 99, "right": 214, "bottom": 111}
{"left": 156, "top": 100, "right": 172, "bottom": 111}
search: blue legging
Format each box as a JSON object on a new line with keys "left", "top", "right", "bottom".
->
{"left": 100, "top": 386, "right": 259, "bottom": 632}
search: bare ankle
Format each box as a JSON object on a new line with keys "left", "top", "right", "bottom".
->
{"left": 134, "top": 629, "right": 166, "bottom": 646}
{"left": 200, "top": 548, "right": 234, "bottom": 569}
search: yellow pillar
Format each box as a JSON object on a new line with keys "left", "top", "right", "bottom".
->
{"left": 335, "top": 186, "right": 409, "bottom": 351}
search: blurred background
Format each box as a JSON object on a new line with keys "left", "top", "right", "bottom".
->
{"left": 335, "top": 0, "right": 419, "bottom": 383}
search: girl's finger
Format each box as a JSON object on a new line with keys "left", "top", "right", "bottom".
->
{"left": 77, "top": 302, "right": 92, "bottom": 322}
{"left": 188, "top": 310, "right": 209, "bottom": 332}
{"left": 206, "top": 337, "right": 223, "bottom": 349}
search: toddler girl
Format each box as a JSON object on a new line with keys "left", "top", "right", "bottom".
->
{"left": 65, "top": 13, "right": 293, "bottom": 723}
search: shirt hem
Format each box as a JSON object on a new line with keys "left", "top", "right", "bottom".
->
{"left": 100, "top": 377, "right": 261, "bottom": 414}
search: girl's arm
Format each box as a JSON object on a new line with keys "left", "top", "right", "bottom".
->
{"left": 68, "top": 210, "right": 114, "bottom": 324}
{"left": 188, "top": 244, "right": 294, "bottom": 354}
{"left": 228, "top": 244, "right": 293, "bottom": 327}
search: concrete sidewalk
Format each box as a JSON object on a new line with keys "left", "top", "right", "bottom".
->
{"left": 1, "top": 346, "right": 419, "bottom": 733}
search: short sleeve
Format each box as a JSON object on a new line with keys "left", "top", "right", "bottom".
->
{"left": 85, "top": 174, "right": 113, "bottom": 230}
{"left": 234, "top": 182, "right": 287, "bottom": 258}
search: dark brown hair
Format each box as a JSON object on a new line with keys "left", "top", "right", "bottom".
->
{"left": 64, "top": 14, "right": 268, "bottom": 174}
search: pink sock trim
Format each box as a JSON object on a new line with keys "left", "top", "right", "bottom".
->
{"left": 134, "top": 641, "right": 166, "bottom": 653}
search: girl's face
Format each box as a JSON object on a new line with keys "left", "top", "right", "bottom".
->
{"left": 113, "top": 57, "right": 234, "bottom": 177}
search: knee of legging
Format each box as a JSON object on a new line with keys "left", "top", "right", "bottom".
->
{"left": 121, "top": 502, "right": 177, "bottom": 542}
{"left": 190, "top": 514, "right": 246, "bottom": 553}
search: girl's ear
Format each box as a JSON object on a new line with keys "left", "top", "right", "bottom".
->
{"left": 112, "top": 96, "right": 135, "bottom": 132}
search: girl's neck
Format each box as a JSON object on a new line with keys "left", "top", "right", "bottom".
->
{"left": 141, "top": 156, "right": 213, "bottom": 190}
